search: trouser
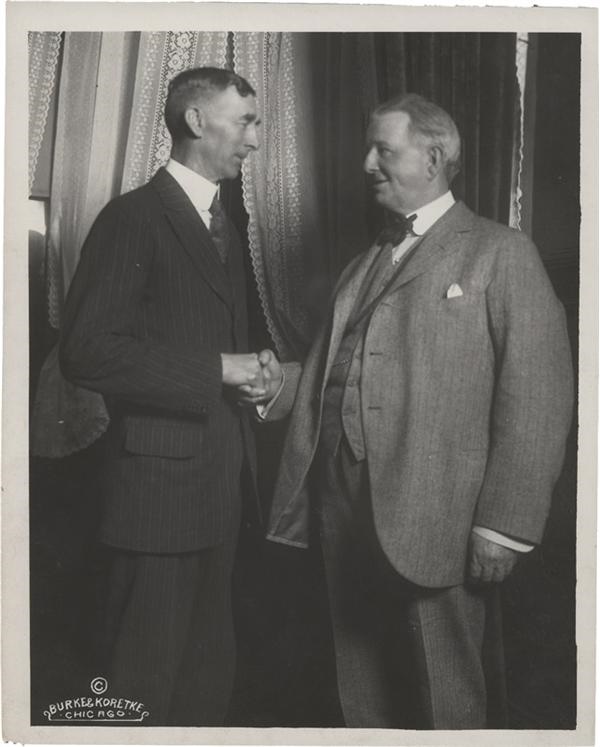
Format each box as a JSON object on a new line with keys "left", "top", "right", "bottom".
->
{"left": 101, "top": 498, "right": 241, "bottom": 726}
{"left": 316, "top": 437, "right": 504, "bottom": 729}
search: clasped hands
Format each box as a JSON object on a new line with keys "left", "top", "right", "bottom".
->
{"left": 221, "top": 350, "right": 283, "bottom": 405}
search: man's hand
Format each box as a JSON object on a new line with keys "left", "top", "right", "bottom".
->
{"left": 221, "top": 353, "right": 265, "bottom": 392}
{"left": 237, "top": 349, "right": 283, "bottom": 405}
{"left": 468, "top": 531, "right": 519, "bottom": 585}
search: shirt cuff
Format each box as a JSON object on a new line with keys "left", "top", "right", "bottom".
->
{"left": 472, "top": 526, "right": 535, "bottom": 553}
{"left": 256, "top": 368, "right": 286, "bottom": 420}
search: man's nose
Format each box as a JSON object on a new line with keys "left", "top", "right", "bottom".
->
{"left": 364, "top": 146, "right": 377, "bottom": 173}
{"left": 245, "top": 125, "right": 259, "bottom": 151}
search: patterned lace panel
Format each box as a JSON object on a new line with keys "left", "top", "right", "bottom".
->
{"left": 234, "top": 32, "right": 307, "bottom": 361}
{"left": 121, "top": 31, "right": 228, "bottom": 193}
{"left": 510, "top": 33, "right": 528, "bottom": 230}
{"left": 28, "top": 32, "right": 62, "bottom": 194}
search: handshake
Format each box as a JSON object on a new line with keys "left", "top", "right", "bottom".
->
{"left": 221, "top": 350, "right": 283, "bottom": 406}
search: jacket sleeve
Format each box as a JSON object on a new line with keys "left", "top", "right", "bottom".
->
{"left": 473, "top": 231, "right": 574, "bottom": 543}
{"left": 258, "top": 362, "right": 303, "bottom": 421}
{"left": 59, "top": 199, "right": 223, "bottom": 416}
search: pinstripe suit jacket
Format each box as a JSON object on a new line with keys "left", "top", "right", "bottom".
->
{"left": 60, "top": 167, "right": 257, "bottom": 553}
{"left": 267, "top": 201, "right": 574, "bottom": 587}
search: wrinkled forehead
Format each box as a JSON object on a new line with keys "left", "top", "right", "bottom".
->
{"left": 366, "top": 110, "right": 412, "bottom": 144}
{"left": 199, "top": 85, "right": 258, "bottom": 118}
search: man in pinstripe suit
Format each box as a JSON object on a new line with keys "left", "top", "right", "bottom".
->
{"left": 245, "top": 95, "right": 573, "bottom": 728}
{"left": 60, "top": 68, "right": 265, "bottom": 725}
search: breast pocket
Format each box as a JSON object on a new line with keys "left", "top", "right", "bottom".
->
{"left": 123, "top": 420, "right": 205, "bottom": 459}
{"left": 436, "top": 291, "right": 485, "bottom": 329}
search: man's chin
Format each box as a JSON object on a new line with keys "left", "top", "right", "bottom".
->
{"left": 371, "top": 193, "right": 392, "bottom": 210}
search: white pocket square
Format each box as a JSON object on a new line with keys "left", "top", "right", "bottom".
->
{"left": 446, "top": 283, "right": 463, "bottom": 299}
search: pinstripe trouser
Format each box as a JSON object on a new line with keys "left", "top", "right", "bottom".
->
{"left": 101, "top": 497, "right": 241, "bottom": 726}
{"left": 316, "top": 436, "right": 502, "bottom": 729}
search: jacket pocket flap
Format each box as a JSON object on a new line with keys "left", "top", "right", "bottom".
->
{"left": 124, "top": 422, "right": 204, "bottom": 458}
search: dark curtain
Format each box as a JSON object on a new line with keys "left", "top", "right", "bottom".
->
{"left": 306, "top": 34, "right": 378, "bottom": 288}
{"left": 377, "top": 33, "right": 519, "bottom": 223}
{"left": 307, "top": 32, "right": 519, "bottom": 291}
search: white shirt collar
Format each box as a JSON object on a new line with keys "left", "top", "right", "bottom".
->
{"left": 409, "top": 191, "right": 455, "bottom": 236}
{"left": 165, "top": 158, "right": 218, "bottom": 218}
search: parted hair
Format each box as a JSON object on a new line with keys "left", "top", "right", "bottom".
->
{"left": 374, "top": 93, "right": 462, "bottom": 182}
{"left": 165, "top": 67, "right": 256, "bottom": 141}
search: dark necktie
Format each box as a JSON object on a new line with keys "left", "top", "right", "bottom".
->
{"left": 377, "top": 212, "right": 417, "bottom": 247}
{"left": 209, "top": 193, "right": 228, "bottom": 263}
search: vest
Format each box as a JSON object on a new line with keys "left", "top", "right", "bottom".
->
{"left": 321, "top": 235, "right": 425, "bottom": 460}
{"left": 321, "top": 245, "right": 397, "bottom": 460}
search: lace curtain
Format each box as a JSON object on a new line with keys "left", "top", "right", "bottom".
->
{"left": 31, "top": 31, "right": 228, "bottom": 457}
{"left": 510, "top": 33, "right": 529, "bottom": 230}
{"left": 234, "top": 32, "right": 327, "bottom": 360}
{"left": 28, "top": 32, "right": 62, "bottom": 195}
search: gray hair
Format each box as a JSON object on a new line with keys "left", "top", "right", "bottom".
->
{"left": 373, "top": 93, "right": 461, "bottom": 182}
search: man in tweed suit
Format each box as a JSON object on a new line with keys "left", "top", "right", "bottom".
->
{"left": 246, "top": 94, "right": 573, "bottom": 728}
{"left": 60, "top": 68, "right": 263, "bottom": 725}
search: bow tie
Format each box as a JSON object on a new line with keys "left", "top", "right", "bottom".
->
{"left": 377, "top": 213, "right": 417, "bottom": 247}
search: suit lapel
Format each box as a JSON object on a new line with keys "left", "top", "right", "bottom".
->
{"left": 151, "top": 168, "right": 233, "bottom": 309}
{"left": 324, "top": 243, "right": 382, "bottom": 377}
{"left": 322, "top": 202, "right": 475, "bottom": 379}
{"left": 386, "top": 201, "right": 475, "bottom": 293}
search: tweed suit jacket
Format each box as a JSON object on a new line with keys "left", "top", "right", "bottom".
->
{"left": 267, "top": 201, "right": 574, "bottom": 588}
{"left": 60, "top": 167, "right": 257, "bottom": 553}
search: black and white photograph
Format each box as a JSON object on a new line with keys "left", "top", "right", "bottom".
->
{"left": 3, "top": 2, "right": 596, "bottom": 743}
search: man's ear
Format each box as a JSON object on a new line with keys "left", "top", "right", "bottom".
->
{"left": 426, "top": 145, "right": 444, "bottom": 179}
{"left": 183, "top": 106, "right": 203, "bottom": 138}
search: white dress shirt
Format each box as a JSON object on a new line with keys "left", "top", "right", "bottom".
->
{"left": 165, "top": 158, "right": 218, "bottom": 229}
{"left": 390, "top": 189, "right": 456, "bottom": 263}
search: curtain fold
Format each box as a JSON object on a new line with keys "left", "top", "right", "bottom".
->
{"left": 307, "top": 34, "right": 380, "bottom": 279}
{"left": 31, "top": 31, "right": 228, "bottom": 458}
{"left": 46, "top": 32, "right": 140, "bottom": 328}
